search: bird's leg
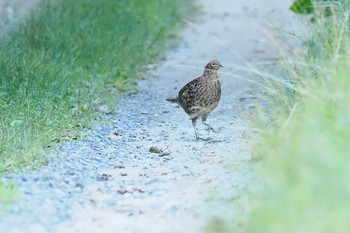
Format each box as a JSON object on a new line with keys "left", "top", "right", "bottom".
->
{"left": 191, "top": 117, "right": 199, "bottom": 140}
{"left": 193, "top": 118, "right": 211, "bottom": 141}
{"left": 201, "top": 114, "right": 216, "bottom": 133}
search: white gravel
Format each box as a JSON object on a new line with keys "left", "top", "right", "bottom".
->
{"left": 0, "top": 0, "right": 301, "bottom": 232}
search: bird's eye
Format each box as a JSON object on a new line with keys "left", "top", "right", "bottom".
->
{"left": 211, "top": 62, "right": 217, "bottom": 66}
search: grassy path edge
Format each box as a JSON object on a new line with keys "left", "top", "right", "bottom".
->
{"left": 0, "top": 0, "right": 191, "bottom": 172}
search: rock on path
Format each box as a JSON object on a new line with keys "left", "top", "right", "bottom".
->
{"left": 0, "top": 0, "right": 298, "bottom": 232}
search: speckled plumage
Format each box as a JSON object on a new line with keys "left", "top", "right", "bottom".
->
{"left": 166, "top": 60, "right": 223, "bottom": 139}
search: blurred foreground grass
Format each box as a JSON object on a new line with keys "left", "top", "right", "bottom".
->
{"left": 0, "top": 0, "right": 190, "bottom": 172}
{"left": 244, "top": 1, "right": 350, "bottom": 233}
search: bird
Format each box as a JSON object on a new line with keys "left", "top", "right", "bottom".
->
{"left": 166, "top": 60, "right": 223, "bottom": 140}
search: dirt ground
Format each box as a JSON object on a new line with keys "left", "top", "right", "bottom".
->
{"left": 0, "top": 0, "right": 302, "bottom": 232}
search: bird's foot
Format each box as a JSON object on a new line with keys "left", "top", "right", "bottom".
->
{"left": 206, "top": 126, "right": 218, "bottom": 133}
{"left": 202, "top": 122, "right": 217, "bottom": 133}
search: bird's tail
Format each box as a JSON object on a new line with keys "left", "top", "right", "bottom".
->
{"left": 166, "top": 96, "right": 178, "bottom": 103}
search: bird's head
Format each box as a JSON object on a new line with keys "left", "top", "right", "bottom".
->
{"left": 205, "top": 60, "right": 223, "bottom": 71}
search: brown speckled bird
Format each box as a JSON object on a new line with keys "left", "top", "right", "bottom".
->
{"left": 166, "top": 60, "right": 223, "bottom": 140}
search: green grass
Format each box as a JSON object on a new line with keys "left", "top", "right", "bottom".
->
{"left": 0, "top": 180, "right": 19, "bottom": 210}
{"left": 0, "top": 0, "right": 190, "bottom": 172}
{"left": 243, "top": 1, "right": 350, "bottom": 233}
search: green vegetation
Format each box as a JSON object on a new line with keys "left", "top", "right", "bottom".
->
{"left": 290, "top": 0, "right": 314, "bottom": 14}
{"left": 290, "top": 0, "right": 341, "bottom": 16}
{"left": 244, "top": 1, "right": 350, "bottom": 233}
{"left": 0, "top": 0, "right": 190, "bottom": 172}
{"left": 0, "top": 180, "right": 18, "bottom": 210}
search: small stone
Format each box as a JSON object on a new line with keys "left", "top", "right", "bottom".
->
{"left": 149, "top": 146, "right": 161, "bottom": 154}
{"left": 149, "top": 146, "right": 171, "bottom": 157}
{"left": 75, "top": 183, "right": 84, "bottom": 189}
{"left": 108, "top": 131, "right": 122, "bottom": 141}
{"left": 114, "top": 163, "right": 125, "bottom": 169}
{"left": 97, "top": 173, "right": 111, "bottom": 181}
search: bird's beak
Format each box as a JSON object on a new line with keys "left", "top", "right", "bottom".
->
{"left": 220, "top": 64, "right": 224, "bottom": 67}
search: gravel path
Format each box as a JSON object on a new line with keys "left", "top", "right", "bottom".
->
{"left": 0, "top": 0, "right": 298, "bottom": 232}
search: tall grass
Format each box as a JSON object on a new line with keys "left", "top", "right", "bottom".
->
{"left": 244, "top": 1, "right": 350, "bottom": 233}
{"left": 0, "top": 0, "right": 190, "bottom": 171}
